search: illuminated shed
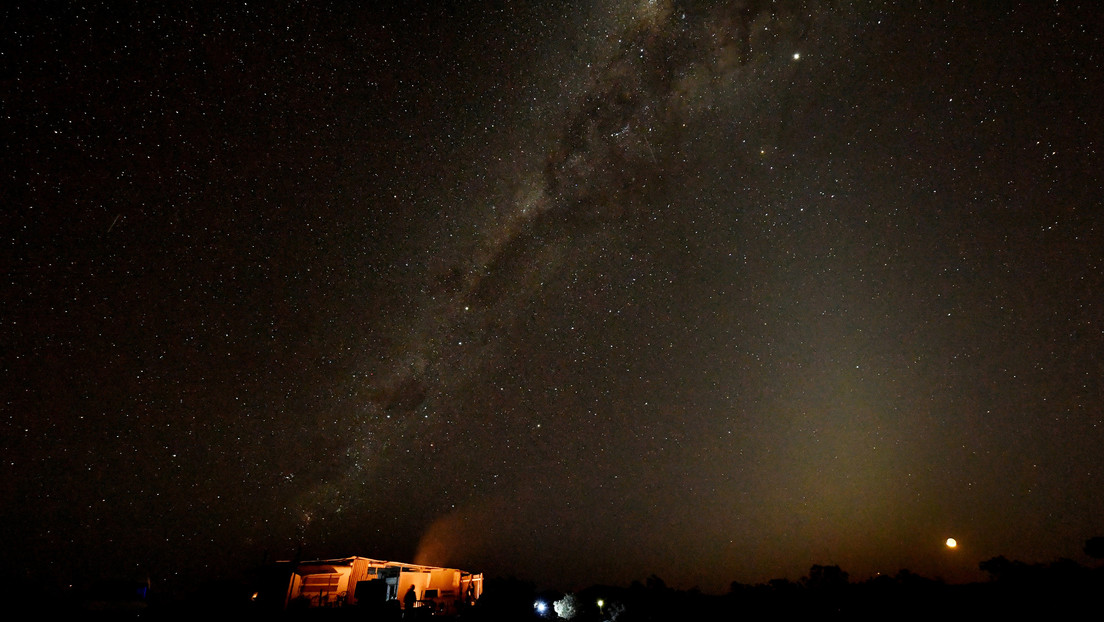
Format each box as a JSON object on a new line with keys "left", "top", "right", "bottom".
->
{"left": 284, "top": 556, "right": 482, "bottom": 614}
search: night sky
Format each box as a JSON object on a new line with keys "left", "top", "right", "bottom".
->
{"left": 4, "top": 0, "right": 1103, "bottom": 595}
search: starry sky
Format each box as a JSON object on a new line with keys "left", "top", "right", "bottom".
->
{"left": 4, "top": 0, "right": 1103, "bottom": 594}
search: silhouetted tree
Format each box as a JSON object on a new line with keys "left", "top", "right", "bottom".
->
{"left": 803, "top": 564, "right": 849, "bottom": 591}
{"left": 766, "top": 578, "right": 800, "bottom": 593}
{"left": 1084, "top": 537, "right": 1104, "bottom": 560}
{"left": 980, "top": 555, "right": 1046, "bottom": 585}
{"left": 644, "top": 575, "right": 667, "bottom": 592}
{"left": 979, "top": 555, "right": 1012, "bottom": 581}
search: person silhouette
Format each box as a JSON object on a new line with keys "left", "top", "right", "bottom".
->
{"left": 403, "top": 585, "right": 417, "bottom": 617}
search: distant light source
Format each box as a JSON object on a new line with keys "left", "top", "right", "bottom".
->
{"left": 535, "top": 600, "right": 547, "bottom": 614}
{"left": 946, "top": 538, "right": 958, "bottom": 548}
{"left": 793, "top": 52, "right": 801, "bottom": 60}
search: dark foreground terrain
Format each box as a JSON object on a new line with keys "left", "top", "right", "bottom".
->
{"left": 9, "top": 557, "right": 1104, "bottom": 621}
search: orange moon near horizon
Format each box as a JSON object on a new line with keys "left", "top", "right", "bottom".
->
{"left": 946, "top": 538, "right": 958, "bottom": 548}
